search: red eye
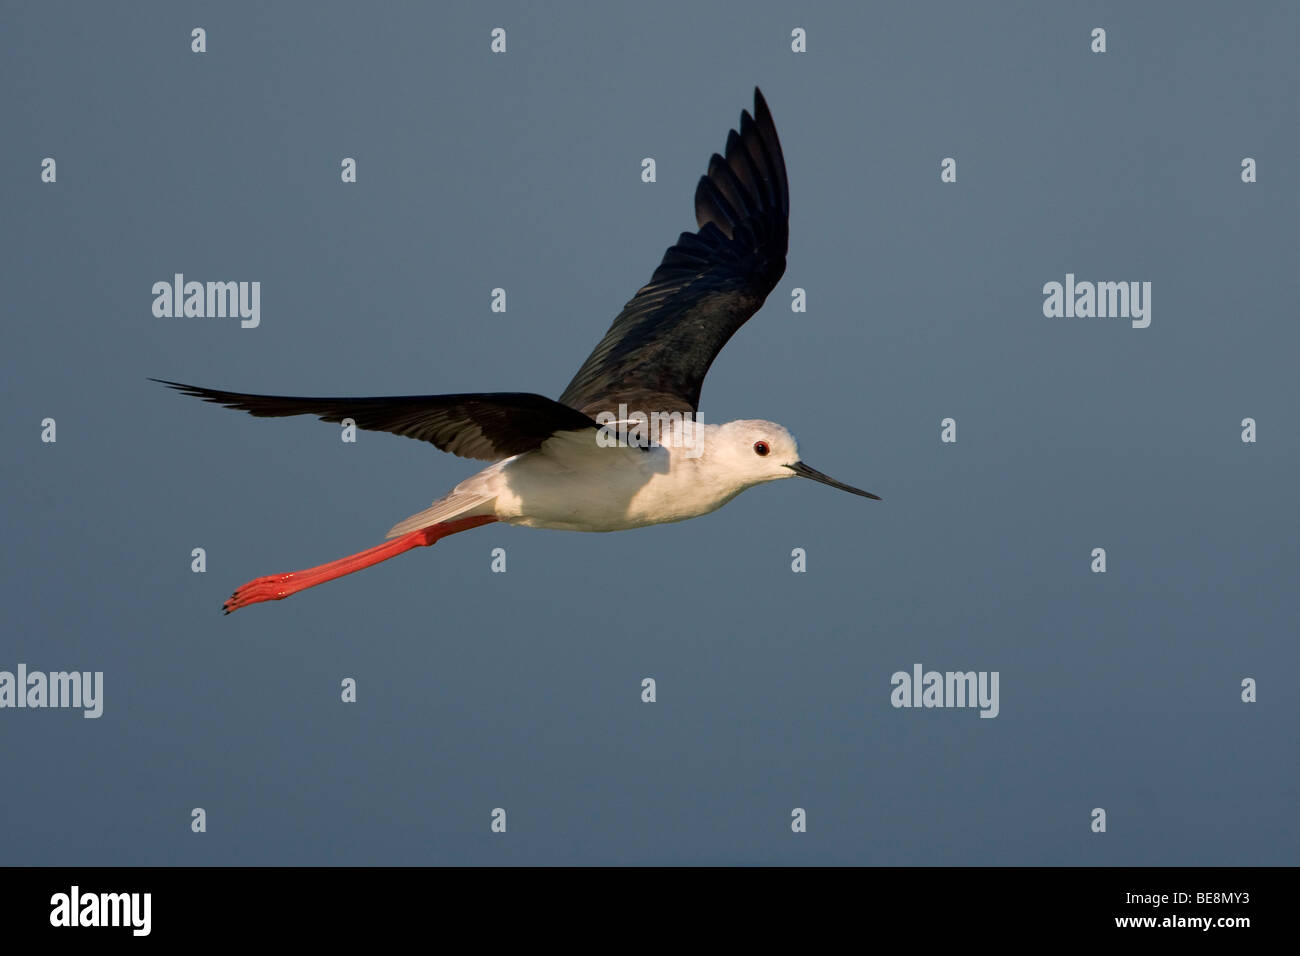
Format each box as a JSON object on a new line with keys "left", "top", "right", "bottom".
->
{"left": 753, "top": 441, "right": 770, "bottom": 457}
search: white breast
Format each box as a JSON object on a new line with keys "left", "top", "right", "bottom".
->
{"left": 491, "top": 426, "right": 742, "bottom": 531}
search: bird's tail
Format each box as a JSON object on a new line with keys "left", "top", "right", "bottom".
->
{"left": 385, "top": 491, "right": 496, "bottom": 540}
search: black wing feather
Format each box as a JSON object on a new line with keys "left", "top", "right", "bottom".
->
{"left": 153, "top": 380, "right": 599, "bottom": 461}
{"left": 557, "top": 88, "right": 789, "bottom": 417}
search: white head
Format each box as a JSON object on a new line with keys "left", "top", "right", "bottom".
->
{"left": 712, "top": 420, "right": 880, "bottom": 499}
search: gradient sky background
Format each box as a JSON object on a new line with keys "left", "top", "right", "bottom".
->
{"left": 2, "top": 1, "right": 1297, "bottom": 864}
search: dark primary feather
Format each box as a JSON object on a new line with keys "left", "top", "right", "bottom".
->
{"left": 153, "top": 380, "right": 600, "bottom": 462}
{"left": 558, "top": 87, "right": 789, "bottom": 417}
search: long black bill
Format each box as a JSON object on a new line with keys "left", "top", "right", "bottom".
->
{"left": 786, "top": 461, "right": 881, "bottom": 500}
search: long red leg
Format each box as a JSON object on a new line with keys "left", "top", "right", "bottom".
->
{"left": 223, "top": 515, "right": 497, "bottom": 614}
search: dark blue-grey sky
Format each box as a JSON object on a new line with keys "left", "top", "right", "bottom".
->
{"left": 2, "top": 0, "right": 1297, "bottom": 864}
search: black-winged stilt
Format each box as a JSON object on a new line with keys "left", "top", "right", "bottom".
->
{"left": 156, "top": 89, "right": 879, "bottom": 613}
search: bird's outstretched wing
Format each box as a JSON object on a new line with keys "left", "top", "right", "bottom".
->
{"left": 558, "top": 87, "right": 789, "bottom": 418}
{"left": 154, "top": 380, "right": 600, "bottom": 461}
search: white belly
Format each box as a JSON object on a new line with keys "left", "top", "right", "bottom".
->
{"left": 491, "top": 442, "right": 741, "bottom": 532}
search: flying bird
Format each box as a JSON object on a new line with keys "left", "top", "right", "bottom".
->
{"left": 157, "top": 88, "right": 879, "bottom": 614}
